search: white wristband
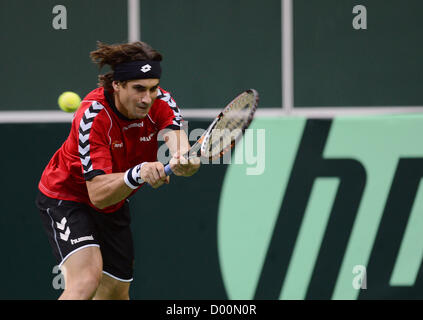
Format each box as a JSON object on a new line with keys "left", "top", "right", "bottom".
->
{"left": 124, "top": 162, "right": 148, "bottom": 189}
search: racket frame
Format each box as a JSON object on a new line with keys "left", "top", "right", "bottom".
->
{"left": 185, "top": 88, "right": 259, "bottom": 161}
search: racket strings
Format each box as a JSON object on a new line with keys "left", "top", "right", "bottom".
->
{"left": 205, "top": 92, "right": 257, "bottom": 158}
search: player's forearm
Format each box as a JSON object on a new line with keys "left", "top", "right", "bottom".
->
{"left": 165, "top": 129, "right": 201, "bottom": 177}
{"left": 86, "top": 173, "right": 133, "bottom": 210}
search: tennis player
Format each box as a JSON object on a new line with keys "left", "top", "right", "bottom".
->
{"left": 35, "top": 41, "right": 200, "bottom": 300}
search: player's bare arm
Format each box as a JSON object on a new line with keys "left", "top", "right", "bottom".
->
{"left": 88, "top": 129, "right": 197, "bottom": 209}
{"left": 163, "top": 129, "right": 200, "bottom": 177}
{"left": 86, "top": 162, "right": 168, "bottom": 209}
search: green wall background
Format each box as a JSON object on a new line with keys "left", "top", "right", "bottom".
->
{"left": 0, "top": 0, "right": 281, "bottom": 111}
{"left": 1, "top": 0, "right": 423, "bottom": 300}
{"left": 0, "top": 0, "right": 126, "bottom": 111}
{"left": 219, "top": 115, "right": 423, "bottom": 300}
{"left": 2, "top": 116, "right": 423, "bottom": 299}
{"left": 294, "top": 0, "right": 423, "bottom": 107}
{"left": 0, "top": 120, "right": 228, "bottom": 299}
{"left": 2, "top": 0, "right": 421, "bottom": 111}
{"left": 140, "top": 0, "right": 282, "bottom": 109}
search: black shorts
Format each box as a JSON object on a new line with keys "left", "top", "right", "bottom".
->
{"left": 36, "top": 191, "right": 134, "bottom": 282}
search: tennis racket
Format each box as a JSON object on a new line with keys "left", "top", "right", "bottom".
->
{"left": 164, "top": 88, "right": 259, "bottom": 176}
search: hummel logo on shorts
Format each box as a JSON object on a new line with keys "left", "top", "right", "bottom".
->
{"left": 70, "top": 235, "right": 94, "bottom": 245}
{"left": 56, "top": 217, "right": 70, "bottom": 241}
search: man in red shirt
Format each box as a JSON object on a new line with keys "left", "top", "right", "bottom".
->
{"left": 36, "top": 41, "right": 200, "bottom": 299}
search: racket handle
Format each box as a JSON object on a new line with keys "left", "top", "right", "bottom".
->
{"left": 140, "top": 163, "right": 173, "bottom": 188}
{"left": 164, "top": 163, "right": 174, "bottom": 176}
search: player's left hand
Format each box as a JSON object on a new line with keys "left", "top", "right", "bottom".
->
{"left": 169, "top": 151, "right": 200, "bottom": 177}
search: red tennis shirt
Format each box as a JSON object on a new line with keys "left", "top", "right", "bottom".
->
{"left": 38, "top": 86, "right": 183, "bottom": 213}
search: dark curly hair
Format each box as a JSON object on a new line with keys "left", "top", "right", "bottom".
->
{"left": 90, "top": 41, "right": 163, "bottom": 91}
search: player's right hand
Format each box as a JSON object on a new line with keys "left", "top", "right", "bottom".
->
{"left": 140, "top": 162, "right": 170, "bottom": 189}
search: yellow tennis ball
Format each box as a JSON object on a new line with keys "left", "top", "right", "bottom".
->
{"left": 58, "top": 91, "right": 81, "bottom": 113}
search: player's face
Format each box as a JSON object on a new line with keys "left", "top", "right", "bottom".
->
{"left": 114, "top": 79, "right": 160, "bottom": 119}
